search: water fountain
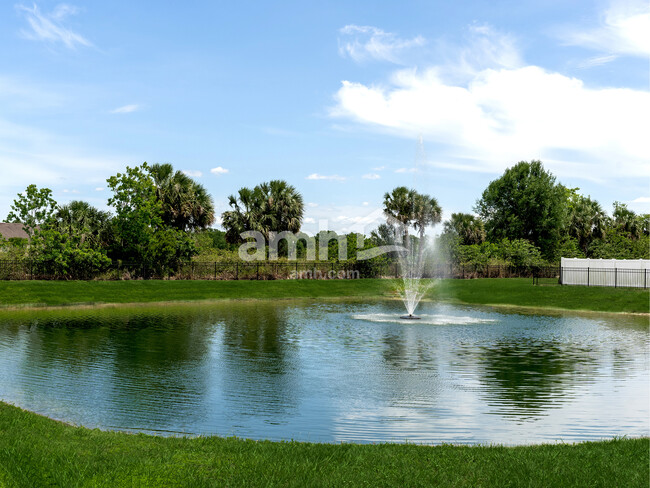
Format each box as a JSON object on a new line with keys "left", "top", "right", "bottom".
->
{"left": 396, "top": 234, "right": 434, "bottom": 320}
{"left": 388, "top": 136, "right": 437, "bottom": 320}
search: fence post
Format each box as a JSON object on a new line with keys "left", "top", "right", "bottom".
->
{"left": 614, "top": 267, "right": 617, "bottom": 288}
{"left": 587, "top": 267, "right": 590, "bottom": 287}
{"left": 645, "top": 269, "right": 647, "bottom": 289}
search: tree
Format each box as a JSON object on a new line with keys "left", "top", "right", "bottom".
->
{"left": 221, "top": 180, "right": 304, "bottom": 243}
{"left": 565, "top": 193, "right": 606, "bottom": 254}
{"left": 6, "top": 184, "right": 57, "bottom": 237}
{"left": 412, "top": 193, "right": 442, "bottom": 241}
{"left": 31, "top": 228, "right": 112, "bottom": 278}
{"left": 383, "top": 187, "right": 415, "bottom": 248}
{"left": 255, "top": 180, "right": 304, "bottom": 239}
{"left": 474, "top": 160, "right": 566, "bottom": 259}
{"left": 106, "top": 163, "right": 164, "bottom": 261}
{"left": 55, "top": 200, "right": 112, "bottom": 249}
{"left": 107, "top": 163, "right": 197, "bottom": 269}
{"left": 370, "top": 223, "right": 398, "bottom": 247}
{"left": 612, "top": 201, "right": 642, "bottom": 240}
{"left": 443, "top": 213, "right": 486, "bottom": 245}
{"left": 383, "top": 187, "right": 442, "bottom": 256}
{"left": 149, "top": 163, "right": 215, "bottom": 231}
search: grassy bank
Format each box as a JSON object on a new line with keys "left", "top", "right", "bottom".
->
{"left": 0, "top": 402, "right": 647, "bottom": 487}
{"left": 0, "top": 278, "right": 648, "bottom": 313}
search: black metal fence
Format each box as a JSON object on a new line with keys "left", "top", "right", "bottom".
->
{"left": 0, "top": 259, "right": 562, "bottom": 282}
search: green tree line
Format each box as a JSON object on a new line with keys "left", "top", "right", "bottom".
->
{"left": 1, "top": 160, "right": 648, "bottom": 277}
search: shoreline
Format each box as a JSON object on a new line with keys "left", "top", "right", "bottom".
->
{"left": 1, "top": 400, "right": 647, "bottom": 486}
{"left": 1, "top": 400, "right": 647, "bottom": 447}
{"left": 0, "top": 295, "right": 648, "bottom": 317}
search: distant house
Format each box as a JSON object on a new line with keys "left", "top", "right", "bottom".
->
{"left": 0, "top": 223, "right": 30, "bottom": 240}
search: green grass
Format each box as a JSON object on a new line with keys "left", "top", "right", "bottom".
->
{"left": 0, "top": 402, "right": 647, "bottom": 487}
{"left": 0, "top": 278, "right": 648, "bottom": 313}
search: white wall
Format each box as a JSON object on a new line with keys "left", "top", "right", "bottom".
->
{"left": 560, "top": 258, "right": 650, "bottom": 288}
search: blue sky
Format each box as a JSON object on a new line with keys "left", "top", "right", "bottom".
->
{"left": 1, "top": 0, "right": 648, "bottom": 235}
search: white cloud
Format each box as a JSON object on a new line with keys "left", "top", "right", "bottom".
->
{"left": 338, "top": 25, "right": 425, "bottom": 64}
{"left": 576, "top": 54, "right": 619, "bottom": 69}
{"left": 372, "top": 165, "right": 386, "bottom": 171}
{"left": 628, "top": 196, "right": 650, "bottom": 213}
{"left": 306, "top": 173, "right": 346, "bottom": 181}
{"left": 303, "top": 217, "right": 316, "bottom": 224}
{"left": 362, "top": 173, "right": 381, "bottom": 180}
{"left": 182, "top": 170, "right": 203, "bottom": 177}
{"left": 299, "top": 205, "right": 385, "bottom": 235}
{"left": 395, "top": 167, "right": 418, "bottom": 173}
{"left": 16, "top": 3, "right": 92, "bottom": 49}
{"left": 559, "top": 0, "right": 650, "bottom": 58}
{"left": 61, "top": 189, "right": 79, "bottom": 193}
{"left": 307, "top": 202, "right": 318, "bottom": 207}
{"left": 110, "top": 104, "right": 140, "bottom": 114}
{"left": 95, "top": 187, "right": 104, "bottom": 191}
{"left": 331, "top": 26, "right": 650, "bottom": 182}
{"left": 451, "top": 24, "right": 522, "bottom": 78}
{"left": 362, "top": 201, "right": 369, "bottom": 206}
{"left": 210, "top": 166, "right": 229, "bottom": 175}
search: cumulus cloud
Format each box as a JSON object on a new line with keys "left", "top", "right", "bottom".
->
{"left": 110, "top": 104, "right": 140, "bottom": 114}
{"left": 16, "top": 3, "right": 92, "bottom": 49}
{"left": 362, "top": 173, "right": 381, "bottom": 179}
{"left": 210, "top": 166, "right": 229, "bottom": 175}
{"left": 331, "top": 23, "right": 650, "bottom": 181}
{"left": 559, "top": 0, "right": 650, "bottom": 58}
{"left": 182, "top": 170, "right": 203, "bottom": 177}
{"left": 338, "top": 25, "right": 425, "bottom": 64}
{"left": 300, "top": 205, "right": 385, "bottom": 235}
{"left": 306, "top": 173, "right": 346, "bottom": 181}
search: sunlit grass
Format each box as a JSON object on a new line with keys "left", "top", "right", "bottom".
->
{"left": 0, "top": 402, "right": 647, "bottom": 487}
{"left": 0, "top": 278, "right": 647, "bottom": 313}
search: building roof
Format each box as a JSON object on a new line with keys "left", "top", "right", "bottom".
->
{"left": 0, "top": 223, "right": 30, "bottom": 240}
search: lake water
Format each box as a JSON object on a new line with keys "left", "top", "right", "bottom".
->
{"left": 0, "top": 300, "right": 648, "bottom": 445}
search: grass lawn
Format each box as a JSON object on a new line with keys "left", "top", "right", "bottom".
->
{"left": 0, "top": 278, "right": 648, "bottom": 313}
{"left": 0, "top": 402, "right": 647, "bottom": 488}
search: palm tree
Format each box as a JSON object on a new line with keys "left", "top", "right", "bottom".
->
{"left": 255, "top": 180, "right": 304, "bottom": 239}
{"left": 383, "top": 187, "right": 416, "bottom": 249}
{"left": 567, "top": 196, "right": 607, "bottom": 252}
{"left": 612, "top": 201, "right": 642, "bottom": 240}
{"left": 443, "top": 213, "right": 486, "bottom": 246}
{"left": 221, "top": 180, "right": 304, "bottom": 243}
{"left": 221, "top": 187, "right": 263, "bottom": 243}
{"left": 55, "top": 200, "right": 112, "bottom": 248}
{"left": 413, "top": 194, "right": 442, "bottom": 241}
{"left": 149, "top": 163, "right": 215, "bottom": 231}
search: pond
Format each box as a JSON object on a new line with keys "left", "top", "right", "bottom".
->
{"left": 0, "top": 300, "right": 648, "bottom": 445}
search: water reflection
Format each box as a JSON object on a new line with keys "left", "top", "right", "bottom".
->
{"left": 217, "top": 303, "right": 301, "bottom": 421}
{"left": 476, "top": 340, "right": 596, "bottom": 418}
{"left": 0, "top": 301, "right": 647, "bottom": 444}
